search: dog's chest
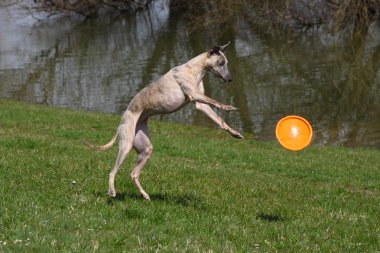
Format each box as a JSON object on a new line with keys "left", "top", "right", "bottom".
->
{"left": 155, "top": 86, "right": 188, "bottom": 113}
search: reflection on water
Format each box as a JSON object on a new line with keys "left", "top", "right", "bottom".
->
{"left": 0, "top": 0, "right": 379, "bottom": 148}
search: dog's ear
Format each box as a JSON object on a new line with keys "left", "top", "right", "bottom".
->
{"left": 207, "top": 41, "right": 231, "bottom": 57}
{"left": 207, "top": 46, "right": 221, "bottom": 58}
{"left": 219, "top": 41, "right": 231, "bottom": 52}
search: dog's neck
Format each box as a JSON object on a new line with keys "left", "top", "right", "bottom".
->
{"left": 185, "top": 52, "right": 209, "bottom": 83}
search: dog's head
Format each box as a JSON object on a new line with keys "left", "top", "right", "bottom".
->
{"left": 206, "top": 41, "right": 232, "bottom": 82}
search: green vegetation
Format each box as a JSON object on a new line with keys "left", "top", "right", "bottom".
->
{"left": 0, "top": 100, "right": 379, "bottom": 252}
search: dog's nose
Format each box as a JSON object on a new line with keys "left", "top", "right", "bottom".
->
{"left": 224, "top": 74, "right": 232, "bottom": 82}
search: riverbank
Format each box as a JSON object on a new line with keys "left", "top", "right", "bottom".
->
{"left": 2, "top": 0, "right": 380, "bottom": 148}
{"left": 0, "top": 100, "right": 379, "bottom": 251}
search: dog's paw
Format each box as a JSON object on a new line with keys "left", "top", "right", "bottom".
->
{"left": 222, "top": 104, "right": 237, "bottom": 111}
{"left": 142, "top": 192, "right": 151, "bottom": 201}
{"left": 108, "top": 189, "right": 116, "bottom": 197}
{"left": 231, "top": 131, "right": 244, "bottom": 139}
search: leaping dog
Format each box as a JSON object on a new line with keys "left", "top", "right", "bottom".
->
{"left": 86, "top": 42, "right": 243, "bottom": 200}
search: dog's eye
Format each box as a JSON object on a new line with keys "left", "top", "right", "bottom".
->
{"left": 219, "top": 60, "right": 225, "bottom": 66}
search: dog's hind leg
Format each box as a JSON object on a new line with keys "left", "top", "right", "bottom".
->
{"left": 131, "top": 119, "right": 153, "bottom": 200}
{"left": 108, "top": 119, "right": 136, "bottom": 197}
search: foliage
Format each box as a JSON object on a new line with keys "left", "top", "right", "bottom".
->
{"left": 35, "top": 0, "right": 152, "bottom": 16}
{"left": 332, "top": 0, "right": 380, "bottom": 30}
{"left": 170, "top": 0, "right": 380, "bottom": 34}
{"left": 30, "top": 0, "right": 380, "bottom": 34}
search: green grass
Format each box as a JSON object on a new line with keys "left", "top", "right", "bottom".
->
{"left": 0, "top": 99, "right": 379, "bottom": 252}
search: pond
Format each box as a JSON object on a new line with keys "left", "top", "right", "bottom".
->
{"left": 1, "top": 0, "right": 380, "bottom": 148}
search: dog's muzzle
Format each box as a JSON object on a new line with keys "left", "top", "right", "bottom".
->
{"left": 222, "top": 73, "right": 232, "bottom": 82}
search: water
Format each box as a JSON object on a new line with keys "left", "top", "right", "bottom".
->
{"left": 1, "top": 0, "right": 380, "bottom": 148}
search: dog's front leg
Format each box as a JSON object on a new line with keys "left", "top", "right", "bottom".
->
{"left": 175, "top": 75, "right": 236, "bottom": 111}
{"left": 195, "top": 102, "right": 244, "bottom": 139}
{"left": 187, "top": 88, "right": 236, "bottom": 111}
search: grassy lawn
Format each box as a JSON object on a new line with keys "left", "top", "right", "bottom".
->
{"left": 0, "top": 99, "right": 379, "bottom": 252}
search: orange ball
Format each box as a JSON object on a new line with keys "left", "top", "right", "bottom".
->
{"left": 275, "top": 115, "right": 313, "bottom": 151}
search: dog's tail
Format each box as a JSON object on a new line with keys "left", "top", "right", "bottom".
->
{"left": 83, "top": 131, "right": 119, "bottom": 152}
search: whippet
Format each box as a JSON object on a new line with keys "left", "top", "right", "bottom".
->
{"left": 86, "top": 42, "right": 243, "bottom": 200}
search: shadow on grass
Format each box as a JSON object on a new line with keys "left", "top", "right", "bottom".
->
{"left": 104, "top": 191, "right": 208, "bottom": 210}
{"left": 150, "top": 192, "right": 208, "bottom": 210}
{"left": 256, "top": 212, "right": 286, "bottom": 222}
{"left": 106, "top": 192, "right": 128, "bottom": 202}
